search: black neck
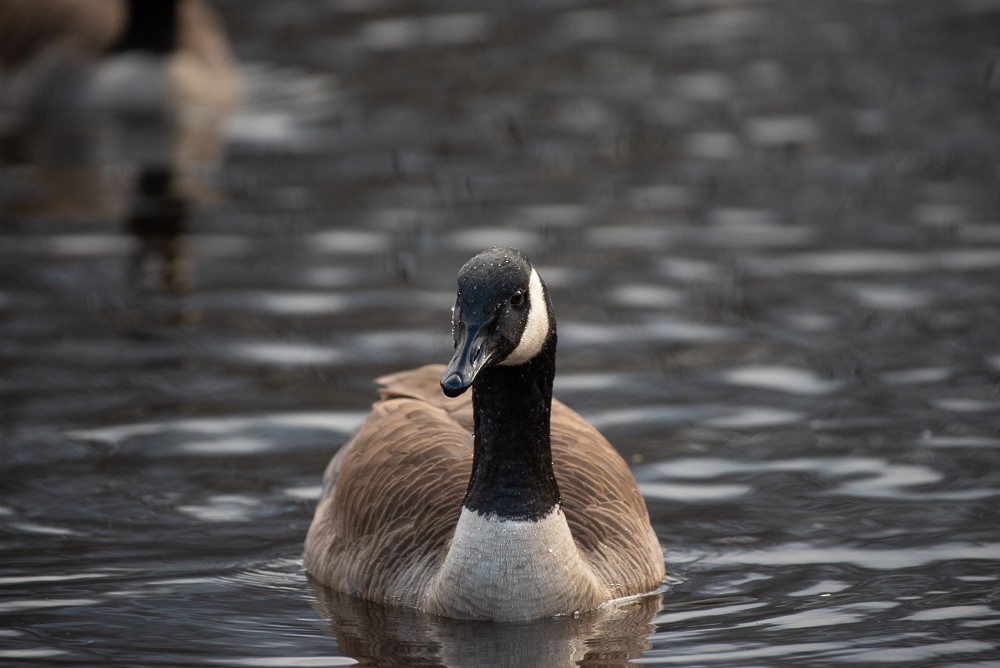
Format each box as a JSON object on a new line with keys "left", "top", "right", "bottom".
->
{"left": 110, "top": 0, "right": 179, "bottom": 55}
{"left": 463, "top": 337, "right": 560, "bottom": 521}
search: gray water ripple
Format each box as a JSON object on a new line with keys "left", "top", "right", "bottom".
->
{"left": 711, "top": 543, "right": 1000, "bottom": 571}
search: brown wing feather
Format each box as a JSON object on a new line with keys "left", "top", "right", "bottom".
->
{"left": 304, "top": 368, "right": 473, "bottom": 606}
{"left": 549, "top": 400, "right": 665, "bottom": 595}
{"left": 376, "top": 364, "right": 475, "bottom": 433}
{"left": 304, "top": 364, "right": 663, "bottom": 605}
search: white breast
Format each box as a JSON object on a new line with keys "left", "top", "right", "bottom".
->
{"left": 425, "top": 506, "right": 605, "bottom": 621}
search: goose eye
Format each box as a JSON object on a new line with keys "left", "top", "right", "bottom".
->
{"left": 509, "top": 290, "right": 525, "bottom": 307}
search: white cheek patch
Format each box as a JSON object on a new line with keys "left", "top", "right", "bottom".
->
{"left": 500, "top": 269, "right": 549, "bottom": 366}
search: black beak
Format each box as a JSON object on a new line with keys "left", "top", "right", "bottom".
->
{"left": 440, "top": 320, "right": 495, "bottom": 397}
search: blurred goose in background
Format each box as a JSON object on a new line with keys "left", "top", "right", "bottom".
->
{"left": 0, "top": 0, "right": 240, "bottom": 128}
{"left": 305, "top": 247, "right": 665, "bottom": 622}
{"left": 0, "top": 0, "right": 240, "bottom": 213}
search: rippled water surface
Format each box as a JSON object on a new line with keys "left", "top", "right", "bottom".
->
{"left": 2, "top": 1, "right": 1000, "bottom": 666}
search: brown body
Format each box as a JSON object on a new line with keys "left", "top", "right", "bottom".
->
{"left": 304, "top": 364, "right": 664, "bottom": 620}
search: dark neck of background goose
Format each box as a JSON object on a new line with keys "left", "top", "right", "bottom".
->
{"left": 463, "top": 336, "right": 560, "bottom": 521}
{"left": 110, "top": 0, "right": 179, "bottom": 55}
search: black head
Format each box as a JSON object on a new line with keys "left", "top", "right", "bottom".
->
{"left": 440, "top": 248, "right": 554, "bottom": 397}
{"left": 111, "top": 0, "right": 180, "bottom": 55}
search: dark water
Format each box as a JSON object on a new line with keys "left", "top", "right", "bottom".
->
{"left": 3, "top": 1, "right": 1000, "bottom": 666}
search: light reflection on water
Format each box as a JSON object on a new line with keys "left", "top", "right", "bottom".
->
{"left": 2, "top": 0, "right": 1000, "bottom": 666}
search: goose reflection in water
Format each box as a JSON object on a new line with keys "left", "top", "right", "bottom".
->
{"left": 310, "top": 581, "right": 661, "bottom": 668}
{"left": 125, "top": 164, "right": 190, "bottom": 295}
{"left": 119, "top": 162, "right": 203, "bottom": 332}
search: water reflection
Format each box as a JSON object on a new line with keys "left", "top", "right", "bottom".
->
{"left": 125, "top": 164, "right": 191, "bottom": 295}
{"left": 722, "top": 365, "right": 842, "bottom": 395}
{"left": 311, "top": 583, "right": 661, "bottom": 668}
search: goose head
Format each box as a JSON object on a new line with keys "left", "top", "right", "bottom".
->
{"left": 441, "top": 247, "right": 554, "bottom": 397}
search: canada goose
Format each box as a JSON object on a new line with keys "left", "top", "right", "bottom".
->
{"left": 0, "top": 0, "right": 239, "bottom": 215}
{"left": 304, "top": 247, "right": 664, "bottom": 622}
{"left": 0, "top": 0, "right": 240, "bottom": 126}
